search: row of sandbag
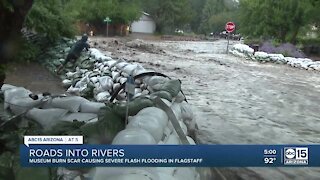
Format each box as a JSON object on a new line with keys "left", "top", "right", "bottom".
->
{"left": 1, "top": 84, "right": 105, "bottom": 130}
{"left": 230, "top": 44, "right": 320, "bottom": 71}
{"left": 93, "top": 99, "right": 199, "bottom": 180}
{"left": 62, "top": 48, "right": 185, "bottom": 104}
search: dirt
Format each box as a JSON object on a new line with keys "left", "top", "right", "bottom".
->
{"left": 4, "top": 62, "right": 65, "bottom": 94}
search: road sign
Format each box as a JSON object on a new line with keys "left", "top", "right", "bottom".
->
{"left": 225, "top": 22, "right": 235, "bottom": 33}
{"left": 104, "top": 17, "right": 111, "bottom": 23}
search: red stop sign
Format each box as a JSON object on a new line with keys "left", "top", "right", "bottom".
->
{"left": 225, "top": 22, "right": 235, "bottom": 33}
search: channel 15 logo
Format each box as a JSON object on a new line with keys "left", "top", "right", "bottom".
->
{"left": 284, "top": 147, "right": 308, "bottom": 165}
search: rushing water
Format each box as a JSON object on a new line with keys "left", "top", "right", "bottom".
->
{"left": 124, "top": 39, "right": 320, "bottom": 179}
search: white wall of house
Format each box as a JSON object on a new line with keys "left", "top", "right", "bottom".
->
{"left": 131, "top": 13, "right": 156, "bottom": 34}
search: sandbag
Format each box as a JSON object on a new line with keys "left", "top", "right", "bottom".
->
{"left": 173, "top": 168, "right": 198, "bottom": 180}
{"left": 122, "top": 64, "right": 138, "bottom": 75}
{"left": 145, "top": 76, "right": 168, "bottom": 87}
{"left": 62, "top": 79, "right": 72, "bottom": 87}
{"left": 136, "top": 107, "right": 168, "bottom": 128}
{"left": 113, "top": 97, "right": 154, "bottom": 118}
{"left": 1, "top": 84, "right": 16, "bottom": 92}
{"left": 159, "top": 80, "right": 181, "bottom": 97}
{"left": 157, "top": 172, "right": 177, "bottom": 180}
{"left": 26, "top": 108, "right": 68, "bottom": 130}
{"left": 165, "top": 133, "right": 180, "bottom": 145}
{"left": 9, "top": 96, "right": 43, "bottom": 115}
{"left": 180, "top": 101, "right": 193, "bottom": 121}
{"left": 93, "top": 168, "right": 158, "bottom": 180}
{"left": 98, "top": 76, "right": 113, "bottom": 91}
{"left": 51, "top": 96, "right": 89, "bottom": 113}
{"left": 80, "top": 102, "right": 105, "bottom": 113}
{"left": 4, "top": 87, "right": 32, "bottom": 109}
{"left": 170, "top": 103, "right": 182, "bottom": 121}
{"left": 61, "top": 112, "right": 97, "bottom": 122}
{"left": 112, "top": 128, "right": 156, "bottom": 144}
{"left": 127, "top": 115, "right": 165, "bottom": 142}
{"left": 174, "top": 92, "right": 185, "bottom": 103}
{"left": 95, "top": 92, "right": 111, "bottom": 102}
{"left": 187, "top": 136, "right": 196, "bottom": 145}
{"left": 150, "top": 91, "right": 172, "bottom": 101}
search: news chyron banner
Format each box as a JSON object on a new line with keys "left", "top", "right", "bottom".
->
{"left": 21, "top": 135, "right": 320, "bottom": 167}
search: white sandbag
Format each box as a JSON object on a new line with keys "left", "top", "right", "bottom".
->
{"left": 112, "top": 71, "right": 121, "bottom": 81}
{"left": 254, "top": 51, "right": 269, "bottom": 59}
{"left": 187, "top": 136, "right": 196, "bottom": 145}
{"left": 171, "top": 103, "right": 182, "bottom": 121}
{"left": 161, "top": 98, "right": 172, "bottom": 106}
{"left": 51, "top": 96, "right": 89, "bottom": 113}
{"left": 174, "top": 92, "right": 185, "bottom": 103}
{"left": 172, "top": 121, "right": 187, "bottom": 136}
{"left": 141, "top": 89, "right": 149, "bottom": 95}
{"left": 112, "top": 128, "right": 156, "bottom": 144}
{"left": 134, "top": 88, "right": 142, "bottom": 95}
{"left": 132, "top": 64, "right": 146, "bottom": 76}
{"left": 173, "top": 168, "right": 198, "bottom": 180}
{"left": 165, "top": 133, "right": 180, "bottom": 145}
{"left": 121, "top": 72, "right": 129, "bottom": 78}
{"left": 90, "top": 76, "right": 99, "bottom": 83}
{"left": 157, "top": 172, "right": 177, "bottom": 180}
{"left": 66, "top": 71, "right": 78, "bottom": 78}
{"left": 62, "top": 79, "right": 72, "bottom": 87}
{"left": 156, "top": 167, "right": 175, "bottom": 176}
{"left": 119, "top": 77, "right": 127, "bottom": 84}
{"left": 93, "top": 168, "right": 158, "bottom": 180}
{"left": 127, "top": 115, "right": 165, "bottom": 142}
{"left": 9, "top": 96, "right": 43, "bottom": 115}
{"left": 115, "top": 62, "right": 129, "bottom": 70}
{"left": 80, "top": 102, "right": 105, "bottom": 113}
{"left": 113, "top": 83, "right": 121, "bottom": 91}
{"left": 95, "top": 92, "right": 111, "bottom": 102}
{"left": 26, "top": 108, "right": 68, "bottom": 130}
{"left": 61, "top": 112, "right": 97, "bottom": 122}
{"left": 4, "top": 87, "right": 32, "bottom": 109}
{"left": 136, "top": 107, "right": 168, "bottom": 128}
{"left": 67, "top": 86, "right": 80, "bottom": 94}
{"left": 180, "top": 101, "right": 193, "bottom": 121}
{"left": 98, "top": 76, "right": 113, "bottom": 91}
{"left": 1, "top": 84, "right": 16, "bottom": 92}
{"left": 146, "top": 76, "right": 168, "bottom": 87}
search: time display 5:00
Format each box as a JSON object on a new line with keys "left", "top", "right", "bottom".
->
{"left": 264, "top": 149, "right": 277, "bottom": 155}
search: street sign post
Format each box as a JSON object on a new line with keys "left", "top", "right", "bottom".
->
{"left": 103, "top": 17, "right": 112, "bottom": 37}
{"left": 225, "top": 22, "right": 236, "bottom": 53}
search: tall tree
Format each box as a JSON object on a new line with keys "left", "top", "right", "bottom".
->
{"left": 239, "top": 0, "right": 308, "bottom": 43}
{"left": 0, "top": 0, "right": 34, "bottom": 85}
{"left": 140, "top": 0, "right": 194, "bottom": 33}
{"left": 199, "top": 0, "right": 239, "bottom": 34}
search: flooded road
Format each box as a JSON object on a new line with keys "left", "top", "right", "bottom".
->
{"left": 104, "top": 39, "right": 320, "bottom": 179}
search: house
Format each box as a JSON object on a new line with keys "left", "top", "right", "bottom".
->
{"left": 131, "top": 12, "right": 156, "bottom": 34}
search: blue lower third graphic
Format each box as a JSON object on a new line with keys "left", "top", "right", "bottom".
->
{"left": 20, "top": 145, "right": 320, "bottom": 167}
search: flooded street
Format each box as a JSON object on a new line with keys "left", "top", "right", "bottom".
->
{"left": 103, "top": 38, "right": 320, "bottom": 179}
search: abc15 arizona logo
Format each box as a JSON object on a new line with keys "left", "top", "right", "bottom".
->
{"left": 284, "top": 147, "right": 308, "bottom": 165}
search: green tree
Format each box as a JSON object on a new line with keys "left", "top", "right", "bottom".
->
{"left": 140, "top": 0, "right": 194, "bottom": 33}
{"left": 25, "top": 0, "right": 76, "bottom": 41}
{"left": 0, "top": 0, "right": 34, "bottom": 84}
{"left": 199, "top": 0, "right": 239, "bottom": 34}
{"left": 239, "top": 0, "right": 309, "bottom": 43}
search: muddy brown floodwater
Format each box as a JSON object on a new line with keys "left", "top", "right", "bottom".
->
{"left": 4, "top": 37, "right": 320, "bottom": 179}
{"left": 92, "top": 37, "right": 320, "bottom": 180}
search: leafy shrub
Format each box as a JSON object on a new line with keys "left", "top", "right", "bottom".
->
{"left": 15, "top": 38, "right": 41, "bottom": 62}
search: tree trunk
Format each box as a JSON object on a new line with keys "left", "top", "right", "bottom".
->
{"left": 0, "top": 0, "right": 34, "bottom": 85}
